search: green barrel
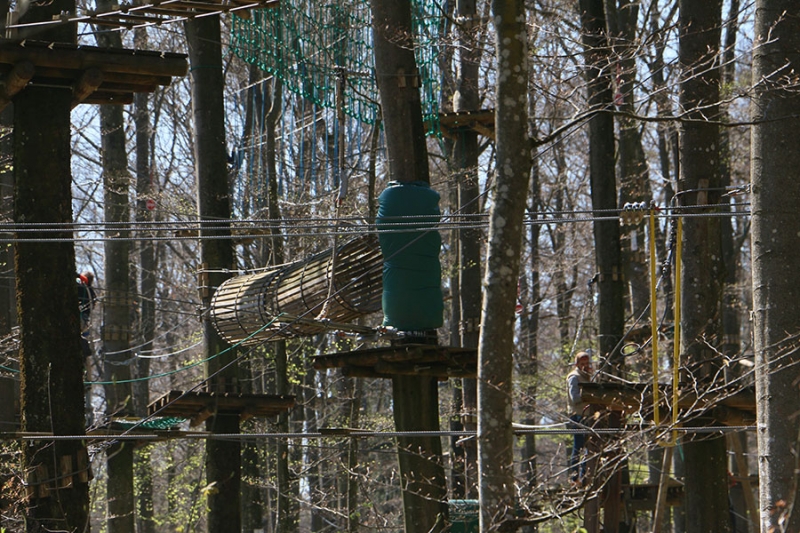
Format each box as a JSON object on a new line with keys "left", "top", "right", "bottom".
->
{"left": 376, "top": 181, "right": 443, "bottom": 331}
{"left": 449, "top": 500, "right": 479, "bottom": 533}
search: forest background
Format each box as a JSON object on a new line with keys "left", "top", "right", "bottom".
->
{"left": 0, "top": 0, "right": 798, "bottom": 533}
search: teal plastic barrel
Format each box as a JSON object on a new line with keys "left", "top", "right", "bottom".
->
{"left": 376, "top": 181, "right": 443, "bottom": 331}
{"left": 449, "top": 500, "right": 479, "bottom": 533}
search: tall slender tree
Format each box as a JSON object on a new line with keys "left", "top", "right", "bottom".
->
{"left": 453, "top": 0, "right": 483, "bottom": 500}
{"left": 370, "top": 0, "right": 447, "bottom": 531}
{"left": 477, "top": 0, "right": 530, "bottom": 530}
{"left": 751, "top": 2, "right": 800, "bottom": 531}
{"left": 677, "top": 2, "right": 730, "bottom": 531}
{"left": 94, "top": 11, "right": 136, "bottom": 532}
{"left": 579, "top": 0, "right": 625, "bottom": 370}
{"left": 185, "top": 14, "right": 241, "bottom": 531}
{"left": 133, "top": 26, "right": 157, "bottom": 533}
{"left": 13, "top": 0, "right": 90, "bottom": 529}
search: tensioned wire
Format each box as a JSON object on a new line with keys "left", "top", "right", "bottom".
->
{"left": 8, "top": 425, "right": 757, "bottom": 442}
{"left": 4, "top": 216, "right": 757, "bottom": 443}
{"left": 6, "top": 202, "right": 753, "bottom": 228}
{"left": 0, "top": 204, "right": 752, "bottom": 243}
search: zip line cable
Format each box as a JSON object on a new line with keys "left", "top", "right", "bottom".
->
{"left": 5, "top": 425, "right": 757, "bottom": 443}
{"left": 1, "top": 201, "right": 752, "bottom": 230}
{"left": 0, "top": 205, "right": 752, "bottom": 243}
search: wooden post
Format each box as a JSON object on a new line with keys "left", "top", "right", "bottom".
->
{"left": 728, "top": 433, "right": 757, "bottom": 532}
{"left": 653, "top": 446, "right": 674, "bottom": 533}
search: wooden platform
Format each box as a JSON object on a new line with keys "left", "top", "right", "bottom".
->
{"left": 0, "top": 40, "right": 187, "bottom": 109}
{"left": 312, "top": 344, "right": 478, "bottom": 379}
{"left": 437, "top": 109, "right": 495, "bottom": 140}
{"left": 580, "top": 382, "right": 756, "bottom": 424}
{"left": 83, "top": 0, "right": 278, "bottom": 27}
{"left": 148, "top": 390, "right": 295, "bottom": 427}
{"left": 624, "top": 483, "right": 684, "bottom": 511}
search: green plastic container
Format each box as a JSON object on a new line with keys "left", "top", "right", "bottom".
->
{"left": 449, "top": 499, "right": 479, "bottom": 533}
{"left": 376, "top": 181, "right": 443, "bottom": 331}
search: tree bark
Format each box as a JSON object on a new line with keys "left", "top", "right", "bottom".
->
{"left": 15, "top": 86, "right": 90, "bottom": 533}
{"left": 751, "top": 2, "right": 800, "bottom": 531}
{"left": 520, "top": 138, "right": 541, "bottom": 533}
{"left": 0, "top": 99, "right": 16, "bottom": 432}
{"left": 133, "top": 26, "right": 157, "bottom": 533}
{"left": 94, "top": 16, "right": 136, "bottom": 532}
{"left": 14, "top": 0, "right": 89, "bottom": 529}
{"left": 580, "top": 0, "right": 625, "bottom": 369}
{"left": 477, "top": 0, "right": 529, "bottom": 531}
{"left": 185, "top": 15, "right": 241, "bottom": 531}
{"left": 606, "top": 0, "right": 652, "bottom": 318}
{"left": 371, "top": 1, "right": 447, "bottom": 531}
{"left": 370, "top": 0, "right": 429, "bottom": 185}
{"left": 454, "top": 0, "right": 482, "bottom": 501}
{"left": 677, "top": 2, "right": 730, "bottom": 532}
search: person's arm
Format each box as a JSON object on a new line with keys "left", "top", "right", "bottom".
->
{"left": 567, "top": 374, "right": 581, "bottom": 407}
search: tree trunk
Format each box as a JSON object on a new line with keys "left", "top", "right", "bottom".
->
{"left": 579, "top": 0, "right": 625, "bottom": 369}
{"left": 719, "top": 0, "right": 742, "bottom": 370}
{"left": 370, "top": 1, "right": 448, "bottom": 531}
{"left": 520, "top": 135, "right": 542, "bottom": 533}
{"left": 186, "top": 15, "right": 241, "bottom": 531}
{"left": 14, "top": 1, "right": 89, "bottom": 529}
{"left": 580, "top": 3, "right": 626, "bottom": 531}
{"left": 606, "top": 0, "right": 652, "bottom": 318}
{"left": 0, "top": 101, "right": 16, "bottom": 432}
{"left": 677, "top": 2, "right": 729, "bottom": 532}
{"left": 454, "top": 0, "right": 482, "bottom": 501}
{"left": 477, "top": 1, "right": 529, "bottom": 531}
{"left": 133, "top": 26, "right": 157, "bottom": 533}
{"left": 275, "top": 340, "right": 298, "bottom": 533}
{"left": 751, "top": 2, "right": 800, "bottom": 531}
{"left": 95, "top": 16, "right": 135, "bottom": 532}
{"left": 15, "top": 88, "right": 90, "bottom": 533}
{"left": 346, "top": 377, "right": 364, "bottom": 533}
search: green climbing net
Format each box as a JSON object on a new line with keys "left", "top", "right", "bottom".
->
{"left": 230, "top": 0, "right": 442, "bottom": 135}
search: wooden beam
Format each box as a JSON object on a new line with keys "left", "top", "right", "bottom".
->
{"left": 0, "top": 60, "right": 34, "bottom": 111}
{"left": 653, "top": 447, "right": 674, "bottom": 532}
{"left": 148, "top": 390, "right": 296, "bottom": 420}
{"left": 33, "top": 65, "right": 173, "bottom": 88}
{"left": 728, "top": 433, "right": 758, "bottom": 528}
{"left": 580, "top": 382, "right": 756, "bottom": 419}
{"left": 0, "top": 41, "right": 187, "bottom": 78}
{"left": 342, "top": 366, "right": 391, "bottom": 379}
{"left": 72, "top": 67, "right": 103, "bottom": 107}
{"left": 81, "top": 92, "right": 134, "bottom": 105}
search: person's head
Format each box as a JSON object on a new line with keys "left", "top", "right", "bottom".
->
{"left": 81, "top": 271, "right": 94, "bottom": 286}
{"left": 575, "top": 351, "right": 592, "bottom": 373}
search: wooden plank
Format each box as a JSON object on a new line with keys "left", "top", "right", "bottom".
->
{"left": 71, "top": 67, "right": 104, "bottom": 106}
{"left": 0, "top": 60, "right": 34, "bottom": 112}
{"left": 580, "top": 382, "right": 756, "bottom": 417}
{"left": 653, "top": 447, "right": 674, "bottom": 532}
{"left": 147, "top": 390, "right": 295, "bottom": 420}
{"left": 81, "top": 92, "right": 134, "bottom": 105}
{"left": 0, "top": 40, "right": 187, "bottom": 78}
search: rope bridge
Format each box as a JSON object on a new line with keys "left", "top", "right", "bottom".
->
{"left": 230, "top": 0, "right": 443, "bottom": 135}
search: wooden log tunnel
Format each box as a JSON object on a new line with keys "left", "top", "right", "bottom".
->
{"left": 210, "top": 234, "right": 383, "bottom": 344}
